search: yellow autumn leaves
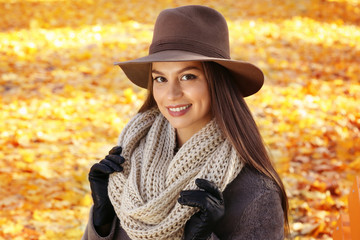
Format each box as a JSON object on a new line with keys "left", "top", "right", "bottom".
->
{"left": 1, "top": 0, "right": 360, "bottom": 239}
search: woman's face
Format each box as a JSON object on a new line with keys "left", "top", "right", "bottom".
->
{"left": 152, "top": 61, "right": 212, "bottom": 139}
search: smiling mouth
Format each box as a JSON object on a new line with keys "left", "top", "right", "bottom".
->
{"left": 168, "top": 104, "right": 192, "bottom": 112}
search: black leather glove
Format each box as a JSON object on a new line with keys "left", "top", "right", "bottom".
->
{"left": 178, "top": 179, "right": 225, "bottom": 240}
{"left": 88, "top": 146, "right": 125, "bottom": 226}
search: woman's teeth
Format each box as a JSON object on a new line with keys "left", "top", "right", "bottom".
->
{"left": 169, "top": 105, "right": 191, "bottom": 112}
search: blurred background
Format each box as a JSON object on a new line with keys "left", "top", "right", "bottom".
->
{"left": 0, "top": 0, "right": 359, "bottom": 239}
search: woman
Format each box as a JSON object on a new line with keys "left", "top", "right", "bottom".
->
{"left": 83, "top": 5, "right": 289, "bottom": 240}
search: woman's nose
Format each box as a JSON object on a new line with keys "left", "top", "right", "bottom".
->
{"left": 166, "top": 79, "right": 182, "bottom": 100}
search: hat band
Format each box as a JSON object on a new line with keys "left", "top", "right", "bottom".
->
{"left": 149, "top": 38, "right": 230, "bottom": 59}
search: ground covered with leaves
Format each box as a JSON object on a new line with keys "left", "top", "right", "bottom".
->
{"left": 0, "top": 0, "right": 359, "bottom": 239}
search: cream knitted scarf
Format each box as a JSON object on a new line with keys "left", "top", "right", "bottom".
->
{"left": 108, "top": 108, "right": 243, "bottom": 240}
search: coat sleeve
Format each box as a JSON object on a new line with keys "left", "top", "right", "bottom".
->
{"left": 213, "top": 167, "right": 285, "bottom": 240}
{"left": 229, "top": 190, "right": 284, "bottom": 240}
{"left": 81, "top": 206, "right": 118, "bottom": 240}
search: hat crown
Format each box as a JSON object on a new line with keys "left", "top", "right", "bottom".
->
{"left": 150, "top": 5, "right": 230, "bottom": 59}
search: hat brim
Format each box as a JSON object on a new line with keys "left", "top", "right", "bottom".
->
{"left": 114, "top": 50, "right": 264, "bottom": 97}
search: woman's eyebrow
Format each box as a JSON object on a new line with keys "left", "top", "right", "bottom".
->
{"left": 151, "top": 66, "right": 201, "bottom": 75}
{"left": 151, "top": 69, "right": 163, "bottom": 75}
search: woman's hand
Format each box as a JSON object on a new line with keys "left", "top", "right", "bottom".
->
{"left": 88, "top": 146, "right": 124, "bottom": 227}
{"left": 178, "top": 179, "right": 225, "bottom": 240}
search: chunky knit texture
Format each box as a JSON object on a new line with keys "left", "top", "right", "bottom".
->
{"left": 108, "top": 108, "right": 243, "bottom": 240}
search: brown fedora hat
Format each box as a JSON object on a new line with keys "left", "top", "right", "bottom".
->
{"left": 115, "top": 5, "right": 264, "bottom": 97}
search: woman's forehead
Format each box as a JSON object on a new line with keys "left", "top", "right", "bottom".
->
{"left": 152, "top": 61, "right": 202, "bottom": 68}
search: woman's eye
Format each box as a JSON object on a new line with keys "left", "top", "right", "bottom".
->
{"left": 181, "top": 74, "right": 197, "bottom": 81}
{"left": 153, "top": 76, "right": 166, "bottom": 83}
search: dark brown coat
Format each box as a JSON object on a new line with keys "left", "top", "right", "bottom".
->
{"left": 82, "top": 166, "right": 284, "bottom": 240}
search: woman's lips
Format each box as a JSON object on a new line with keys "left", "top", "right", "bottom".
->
{"left": 166, "top": 104, "right": 192, "bottom": 117}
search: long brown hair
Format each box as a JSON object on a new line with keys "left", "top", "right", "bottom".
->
{"left": 202, "top": 62, "right": 289, "bottom": 235}
{"left": 138, "top": 61, "right": 289, "bottom": 236}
